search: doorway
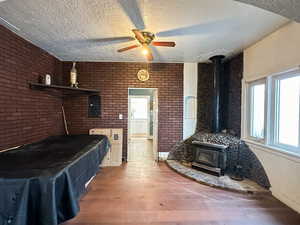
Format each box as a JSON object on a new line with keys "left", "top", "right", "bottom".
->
{"left": 128, "top": 88, "right": 158, "bottom": 162}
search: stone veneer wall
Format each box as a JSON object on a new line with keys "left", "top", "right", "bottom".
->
{"left": 168, "top": 132, "right": 271, "bottom": 189}
{"left": 224, "top": 54, "right": 243, "bottom": 137}
{"left": 170, "top": 53, "right": 270, "bottom": 189}
{"left": 196, "top": 54, "right": 243, "bottom": 137}
{"left": 196, "top": 63, "right": 213, "bottom": 132}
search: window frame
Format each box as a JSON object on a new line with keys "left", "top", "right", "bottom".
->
{"left": 244, "top": 68, "right": 300, "bottom": 155}
{"left": 269, "top": 71, "right": 300, "bottom": 153}
{"left": 246, "top": 78, "right": 267, "bottom": 143}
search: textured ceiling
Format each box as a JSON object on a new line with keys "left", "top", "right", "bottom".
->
{"left": 234, "top": 0, "right": 300, "bottom": 22}
{"left": 0, "top": 0, "right": 288, "bottom": 62}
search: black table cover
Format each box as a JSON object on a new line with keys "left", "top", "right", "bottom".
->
{"left": 0, "top": 135, "right": 109, "bottom": 225}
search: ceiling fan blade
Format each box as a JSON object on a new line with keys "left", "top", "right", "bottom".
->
{"left": 144, "top": 46, "right": 153, "bottom": 61}
{"left": 117, "top": 44, "right": 140, "bottom": 52}
{"left": 152, "top": 41, "right": 176, "bottom": 47}
{"left": 85, "top": 36, "right": 136, "bottom": 47}
{"left": 117, "top": 0, "right": 145, "bottom": 30}
{"left": 132, "top": 29, "right": 145, "bottom": 43}
{"left": 156, "top": 18, "right": 235, "bottom": 37}
{"left": 93, "top": 36, "right": 135, "bottom": 43}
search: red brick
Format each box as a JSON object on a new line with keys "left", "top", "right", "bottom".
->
{"left": 0, "top": 23, "right": 184, "bottom": 157}
{"left": 0, "top": 25, "right": 64, "bottom": 150}
{"left": 62, "top": 62, "right": 183, "bottom": 160}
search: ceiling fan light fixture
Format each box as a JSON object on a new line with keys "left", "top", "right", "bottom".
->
{"left": 142, "top": 47, "right": 149, "bottom": 55}
{"left": 117, "top": 29, "right": 175, "bottom": 61}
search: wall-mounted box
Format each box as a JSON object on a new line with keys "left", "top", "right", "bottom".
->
{"left": 88, "top": 95, "right": 101, "bottom": 118}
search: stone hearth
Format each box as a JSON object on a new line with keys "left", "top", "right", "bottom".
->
{"left": 166, "top": 160, "right": 269, "bottom": 194}
{"left": 168, "top": 132, "right": 271, "bottom": 189}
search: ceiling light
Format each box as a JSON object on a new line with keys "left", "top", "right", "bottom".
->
{"left": 142, "top": 48, "right": 149, "bottom": 55}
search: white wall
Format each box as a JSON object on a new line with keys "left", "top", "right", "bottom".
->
{"left": 243, "top": 21, "right": 300, "bottom": 213}
{"left": 244, "top": 22, "right": 300, "bottom": 81}
{"left": 246, "top": 142, "right": 300, "bottom": 213}
{"left": 183, "top": 63, "right": 198, "bottom": 139}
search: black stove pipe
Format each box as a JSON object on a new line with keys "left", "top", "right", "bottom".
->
{"left": 209, "top": 55, "right": 225, "bottom": 133}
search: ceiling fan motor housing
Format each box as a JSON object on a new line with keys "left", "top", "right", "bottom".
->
{"left": 141, "top": 31, "right": 155, "bottom": 45}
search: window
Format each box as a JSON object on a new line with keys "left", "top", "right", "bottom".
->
{"left": 245, "top": 69, "right": 300, "bottom": 154}
{"left": 272, "top": 73, "right": 300, "bottom": 150}
{"left": 248, "top": 80, "right": 266, "bottom": 140}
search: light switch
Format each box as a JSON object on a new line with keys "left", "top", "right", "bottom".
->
{"left": 119, "top": 114, "right": 123, "bottom": 120}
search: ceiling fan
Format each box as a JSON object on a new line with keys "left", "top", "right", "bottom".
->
{"left": 117, "top": 29, "right": 176, "bottom": 61}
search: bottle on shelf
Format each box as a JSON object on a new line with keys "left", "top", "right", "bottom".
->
{"left": 70, "top": 62, "right": 78, "bottom": 88}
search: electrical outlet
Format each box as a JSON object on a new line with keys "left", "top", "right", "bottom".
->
{"left": 119, "top": 114, "right": 123, "bottom": 120}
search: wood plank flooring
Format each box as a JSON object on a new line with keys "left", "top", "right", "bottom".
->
{"left": 127, "top": 138, "right": 153, "bottom": 162}
{"left": 63, "top": 143, "right": 300, "bottom": 225}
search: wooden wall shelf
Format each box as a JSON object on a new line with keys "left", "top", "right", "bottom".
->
{"left": 29, "top": 82, "right": 99, "bottom": 97}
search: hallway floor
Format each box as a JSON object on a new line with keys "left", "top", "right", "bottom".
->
{"left": 63, "top": 152, "right": 300, "bottom": 225}
{"left": 127, "top": 137, "right": 154, "bottom": 162}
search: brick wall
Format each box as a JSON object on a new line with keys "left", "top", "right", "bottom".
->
{"left": 0, "top": 25, "right": 64, "bottom": 150}
{"left": 62, "top": 62, "right": 183, "bottom": 159}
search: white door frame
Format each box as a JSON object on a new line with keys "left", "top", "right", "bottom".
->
{"left": 152, "top": 89, "right": 159, "bottom": 161}
{"left": 127, "top": 88, "right": 159, "bottom": 162}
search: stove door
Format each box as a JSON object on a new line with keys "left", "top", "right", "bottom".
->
{"left": 195, "top": 148, "right": 219, "bottom": 168}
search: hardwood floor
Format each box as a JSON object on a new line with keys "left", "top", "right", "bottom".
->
{"left": 127, "top": 138, "right": 154, "bottom": 162}
{"left": 63, "top": 157, "right": 300, "bottom": 224}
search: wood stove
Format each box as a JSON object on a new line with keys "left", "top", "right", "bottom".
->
{"left": 191, "top": 141, "right": 228, "bottom": 176}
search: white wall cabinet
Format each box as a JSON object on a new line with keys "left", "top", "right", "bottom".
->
{"left": 89, "top": 128, "right": 123, "bottom": 167}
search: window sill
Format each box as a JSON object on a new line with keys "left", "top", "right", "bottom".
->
{"left": 242, "top": 138, "right": 300, "bottom": 162}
